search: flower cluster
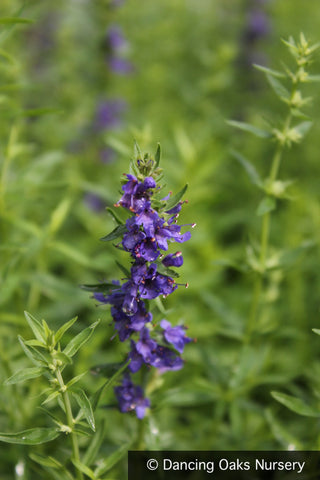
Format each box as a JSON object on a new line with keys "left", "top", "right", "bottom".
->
{"left": 92, "top": 148, "right": 193, "bottom": 418}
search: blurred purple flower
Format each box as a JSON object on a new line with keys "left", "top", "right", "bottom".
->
{"left": 246, "top": 10, "right": 270, "bottom": 41}
{"left": 106, "top": 25, "right": 127, "bottom": 51}
{"left": 83, "top": 193, "right": 104, "bottom": 212}
{"left": 100, "top": 147, "right": 116, "bottom": 164}
{"left": 108, "top": 56, "right": 134, "bottom": 75}
{"left": 95, "top": 99, "right": 127, "bottom": 131}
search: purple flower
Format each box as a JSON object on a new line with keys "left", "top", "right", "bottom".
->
{"left": 150, "top": 345, "right": 184, "bottom": 373}
{"left": 100, "top": 147, "right": 116, "bottom": 164}
{"left": 106, "top": 25, "right": 126, "bottom": 51}
{"left": 83, "top": 193, "right": 104, "bottom": 212}
{"left": 136, "top": 327, "right": 157, "bottom": 363}
{"left": 114, "top": 375, "right": 150, "bottom": 419}
{"left": 108, "top": 57, "right": 134, "bottom": 75}
{"left": 162, "top": 252, "right": 184, "bottom": 267}
{"left": 95, "top": 99, "right": 126, "bottom": 131}
{"left": 128, "top": 341, "right": 144, "bottom": 372}
{"left": 160, "top": 319, "right": 192, "bottom": 353}
{"left": 247, "top": 10, "right": 270, "bottom": 40}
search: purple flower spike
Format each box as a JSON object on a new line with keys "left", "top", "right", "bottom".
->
{"left": 160, "top": 319, "right": 192, "bottom": 353}
{"left": 114, "top": 375, "right": 150, "bottom": 419}
{"left": 92, "top": 148, "right": 193, "bottom": 418}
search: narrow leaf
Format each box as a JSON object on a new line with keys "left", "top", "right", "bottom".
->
{"left": 156, "top": 263, "right": 180, "bottom": 278}
{"left": 253, "top": 64, "right": 285, "bottom": 78}
{"left": 80, "top": 282, "right": 116, "bottom": 292}
{"left": 165, "top": 184, "right": 188, "bottom": 211}
{"left": 24, "top": 311, "right": 46, "bottom": 343}
{"left": 227, "top": 120, "right": 271, "bottom": 138}
{"left": 42, "top": 391, "right": 60, "bottom": 405}
{"left": 18, "top": 336, "right": 47, "bottom": 366}
{"left": 306, "top": 74, "right": 320, "bottom": 82}
{"left": 54, "top": 316, "right": 78, "bottom": 345}
{"left": 155, "top": 143, "right": 161, "bottom": 168}
{"left": 4, "top": 367, "right": 45, "bottom": 385}
{"left": 21, "top": 107, "right": 63, "bottom": 117}
{"left": 66, "top": 371, "right": 87, "bottom": 389}
{"left": 63, "top": 321, "right": 100, "bottom": 358}
{"left": 0, "top": 428, "right": 59, "bottom": 445}
{"left": 256, "top": 196, "right": 276, "bottom": 216}
{"left": 71, "top": 459, "right": 96, "bottom": 480}
{"left": 91, "top": 361, "right": 130, "bottom": 412}
{"left": 293, "top": 121, "right": 313, "bottom": 138}
{"left": 116, "top": 261, "right": 130, "bottom": 278}
{"left": 94, "top": 443, "right": 130, "bottom": 477}
{"left": 267, "top": 74, "right": 290, "bottom": 100}
{"left": 0, "top": 17, "right": 33, "bottom": 24}
{"left": 106, "top": 207, "right": 124, "bottom": 225}
{"left": 100, "top": 224, "right": 127, "bottom": 242}
{"left": 72, "top": 389, "right": 95, "bottom": 431}
{"left": 271, "top": 391, "right": 320, "bottom": 417}
{"left": 54, "top": 352, "right": 72, "bottom": 365}
{"left": 230, "top": 150, "right": 263, "bottom": 187}
{"left": 29, "top": 452, "right": 62, "bottom": 469}
{"left": 312, "top": 329, "right": 320, "bottom": 336}
{"left": 83, "top": 420, "right": 105, "bottom": 466}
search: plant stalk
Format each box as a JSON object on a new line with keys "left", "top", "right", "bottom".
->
{"left": 56, "top": 369, "right": 84, "bottom": 480}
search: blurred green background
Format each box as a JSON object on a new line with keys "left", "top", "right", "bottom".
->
{"left": 1, "top": 0, "right": 320, "bottom": 478}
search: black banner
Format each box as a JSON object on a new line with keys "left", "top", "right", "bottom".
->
{"left": 128, "top": 451, "right": 320, "bottom": 479}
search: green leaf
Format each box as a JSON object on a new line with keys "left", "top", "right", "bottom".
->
{"left": 4, "top": 367, "right": 46, "bottom": 385}
{"left": 155, "top": 143, "right": 161, "bottom": 168}
{"left": 306, "top": 74, "right": 320, "bottom": 82}
{"left": 116, "top": 261, "right": 130, "bottom": 278}
{"left": 80, "top": 282, "right": 115, "bottom": 292}
{"left": 0, "top": 17, "right": 33, "bottom": 24}
{"left": 313, "top": 328, "right": 320, "bottom": 336}
{"left": 63, "top": 321, "right": 100, "bottom": 358}
{"left": 83, "top": 420, "right": 105, "bottom": 467}
{"left": 227, "top": 120, "right": 271, "bottom": 138}
{"left": 156, "top": 262, "right": 180, "bottom": 278}
{"left": 24, "top": 311, "right": 46, "bottom": 343}
{"left": 165, "top": 184, "right": 188, "bottom": 211}
{"left": 49, "top": 241, "right": 99, "bottom": 268}
{"left": 106, "top": 207, "right": 124, "bottom": 225}
{"left": 100, "top": 224, "right": 127, "bottom": 242}
{"left": 266, "top": 74, "right": 290, "bottom": 100}
{"left": 21, "top": 107, "right": 63, "bottom": 118}
{"left": 54, "top": 352, "right": 72, "bottom": 365}
{"left": 72, "top": 389, "right": 95, "bottom": 431}
{"left": 18, "top": 336, "right": 47, "bottom": 367}
{"left": 271, "top": 391, "right": 320, "bottom": 417}
{"left": 277, "top": 240, "right": 315, "bottom": 269}
{"left": 42, "top": 391, "right": 60, "bottom": 405}
{"left": 256, "top": 196, "right": 276, "bottom": 216}
{"left": 293, "top": 121, "right": 313, "bottom": 138}
{"left": 29, "top": 452, "right": 62, "bottom": 469}
{"left": 0, "top": 427, "right": 59, "bottom": 445}
{"left": 54, "top": 316, "right": 78, "bottom": 345}
{"left": 230, "top": 150, "right": 263, "bottom": 187}
{"left": 71, "top": 459, "right": 96, "bottom": 480}
{"left": 94, "top": 443, "right": 130, "bottom": 477}
{"left": 90, "top": 362, "right": 128, "bottom": 377}
{"left": 253, "top": 64, "right": 285, "bottom": 78}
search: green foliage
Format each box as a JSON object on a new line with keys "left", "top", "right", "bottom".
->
{"left": 1, "top": 1, "right": 320, "bottom": 478}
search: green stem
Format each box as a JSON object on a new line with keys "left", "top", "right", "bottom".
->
{"left": 245, "top": 109, "right": 293, "bottom": 344}
{"left": 56, "top": 369, "right": 83, "bottom": 480}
